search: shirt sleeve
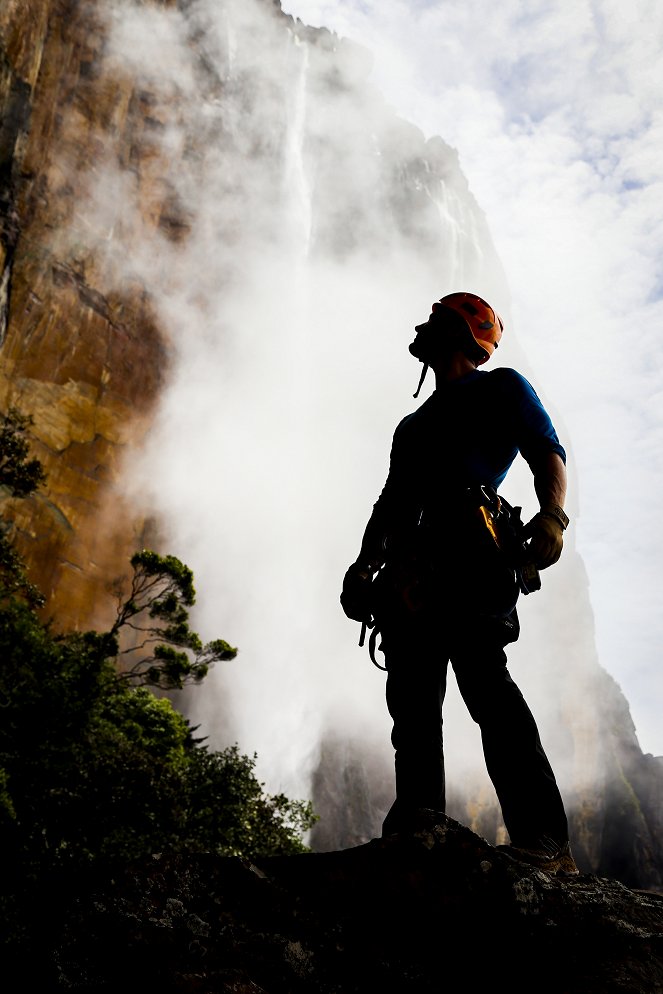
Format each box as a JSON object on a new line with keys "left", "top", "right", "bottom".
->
{"left": 506, "top": 369, "right": 566, "bottom": 468}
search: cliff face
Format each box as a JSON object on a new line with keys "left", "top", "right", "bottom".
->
{"left": 2, "top": 0, "right": 663, "bottom": 895}
{"left": 0, "top": 0, "right": 169, "bottom": 630}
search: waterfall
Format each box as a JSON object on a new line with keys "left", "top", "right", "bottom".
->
{"left": 284, "top": 40, "right": 313, "bottom": 263}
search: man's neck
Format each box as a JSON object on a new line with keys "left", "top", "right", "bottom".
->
{"left": 432, "top": 351, "right": 478, "bottom": 386}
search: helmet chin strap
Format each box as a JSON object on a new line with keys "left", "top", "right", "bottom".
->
{"left": 413, "top": 362, "right": 429, "bottom": 398}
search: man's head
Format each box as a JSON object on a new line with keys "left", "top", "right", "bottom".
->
{"left": 409, "top": 292, "right": 504, "bottom": 368}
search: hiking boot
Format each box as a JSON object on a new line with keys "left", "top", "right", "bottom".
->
{"left": 497, "top": 840, "right": 579, "bottom": 877}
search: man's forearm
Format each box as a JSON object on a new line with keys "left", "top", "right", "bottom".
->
{"left": 528, "top": 452, "right": 569, "bottom": 566}
{"left": 357, "top": 506, "right": 387, "bottom": 570}
{"left": 533, "top": 452, "right": 567, "bottom": 512}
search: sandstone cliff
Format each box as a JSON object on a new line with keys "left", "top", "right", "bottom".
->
{"left": 0, "top": 0, "right": 169, "bottom": 630}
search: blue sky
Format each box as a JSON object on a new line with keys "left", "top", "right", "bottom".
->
{"left": 282, "top": 0, "right": 663, "bottom": 755}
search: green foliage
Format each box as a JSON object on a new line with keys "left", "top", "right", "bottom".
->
{"left": 0, "top": 594, "right": 315, "bottom": 874}
{"left": 109, "top": 548, "right": 238, "bottom": 690}
{"left": 0, "top": 409, "right": 317, "bottom": 892}
{"left": 0, "top": 533, "right": 45, "bottom": 608}
{"left": 0, "top": 408, "right": 47, "bottom": 498}
{"left": 0, "top": 409, "right": 47, "bottom": 608}
{"left": 181, "top": 746, "right": 314, "bottom": 857}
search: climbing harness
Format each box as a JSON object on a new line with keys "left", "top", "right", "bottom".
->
{"left": 355, "top": 484, "right": 540, "bottom": 670}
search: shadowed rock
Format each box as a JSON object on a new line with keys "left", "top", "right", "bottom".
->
{"left": 15, "top": 813, "right": 663, "bottom": 994}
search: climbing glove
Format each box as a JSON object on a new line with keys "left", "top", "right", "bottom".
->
{"left": 525, "top": 505, "right": 569, "bottom": 569}
{"left": 340, "top": 561, "right": 376, "bottom": 623}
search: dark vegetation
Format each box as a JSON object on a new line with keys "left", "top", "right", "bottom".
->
{"left": 0, "top": 409, "right": 316, "bottom": 951}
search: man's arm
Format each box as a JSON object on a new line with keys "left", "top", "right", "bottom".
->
{"left": 340, "top": 440, "right": 400, "bottom": 623}
{"left": 534, "top": 451, "right": 567, "bottom": 513}
{"left": 528, "top": 452, "right": 569, "bottom": 569}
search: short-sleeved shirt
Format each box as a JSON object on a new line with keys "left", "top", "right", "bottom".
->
{"left": 371, "top": 367, "right": 565, "bottom": 534}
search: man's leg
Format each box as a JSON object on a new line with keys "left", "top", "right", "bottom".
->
{"left": 381, "top": 617, "right": 449, "bottom": 835}
{"left": 451, "top": 634, "right": 569, "bottom": 850}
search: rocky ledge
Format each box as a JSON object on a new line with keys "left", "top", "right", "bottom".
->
{"left": 12, "top": 812, "right": 663, "bottom": 993}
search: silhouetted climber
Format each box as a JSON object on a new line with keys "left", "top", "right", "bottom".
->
{"left": 340, "top": 291, "right": 578, "bottom": 877}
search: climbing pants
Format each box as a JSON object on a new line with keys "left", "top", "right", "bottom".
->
{"left": 379, "top": 608, "right": 569, "bottom": 848}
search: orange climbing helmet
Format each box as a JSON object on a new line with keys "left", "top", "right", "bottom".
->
{"left": 424, "top": 291, "right": 503, "bottom": 364}
{"left": 409, "top": 291, "right": 504, "bottom": 397}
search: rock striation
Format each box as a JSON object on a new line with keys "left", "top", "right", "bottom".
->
{"left": 0, "top": 0, "right": 169, "bottom": 630}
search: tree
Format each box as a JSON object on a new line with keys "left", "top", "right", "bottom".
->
{"left": 0, "top": 594, "right": 315, "bottom": 869}
{"left": 0, "top": 408, "right": 47, "bottom": 498}
{"left": 0, "top": 410, "right": 317, "bottom": 881}
{"left": 109, "top": 549, "right": 238, "bottom": 690}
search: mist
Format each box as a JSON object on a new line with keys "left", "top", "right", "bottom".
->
{"left": 62, "top": 0, "right": 599, "bottom": 840}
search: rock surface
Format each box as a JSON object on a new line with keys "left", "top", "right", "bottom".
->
{"left": 16, "top": 813, "right": 663, "bottom": 994}
{"left": 0, "top": 0, "right": 169, "bottom": 629}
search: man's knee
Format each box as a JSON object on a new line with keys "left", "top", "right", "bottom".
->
{"left": 453, "top": 648, "right": 524, "bottom": 721}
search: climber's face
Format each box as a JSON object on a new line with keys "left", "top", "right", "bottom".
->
{"left": 408, "top": 310, "right": 465, "bottom": 364}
